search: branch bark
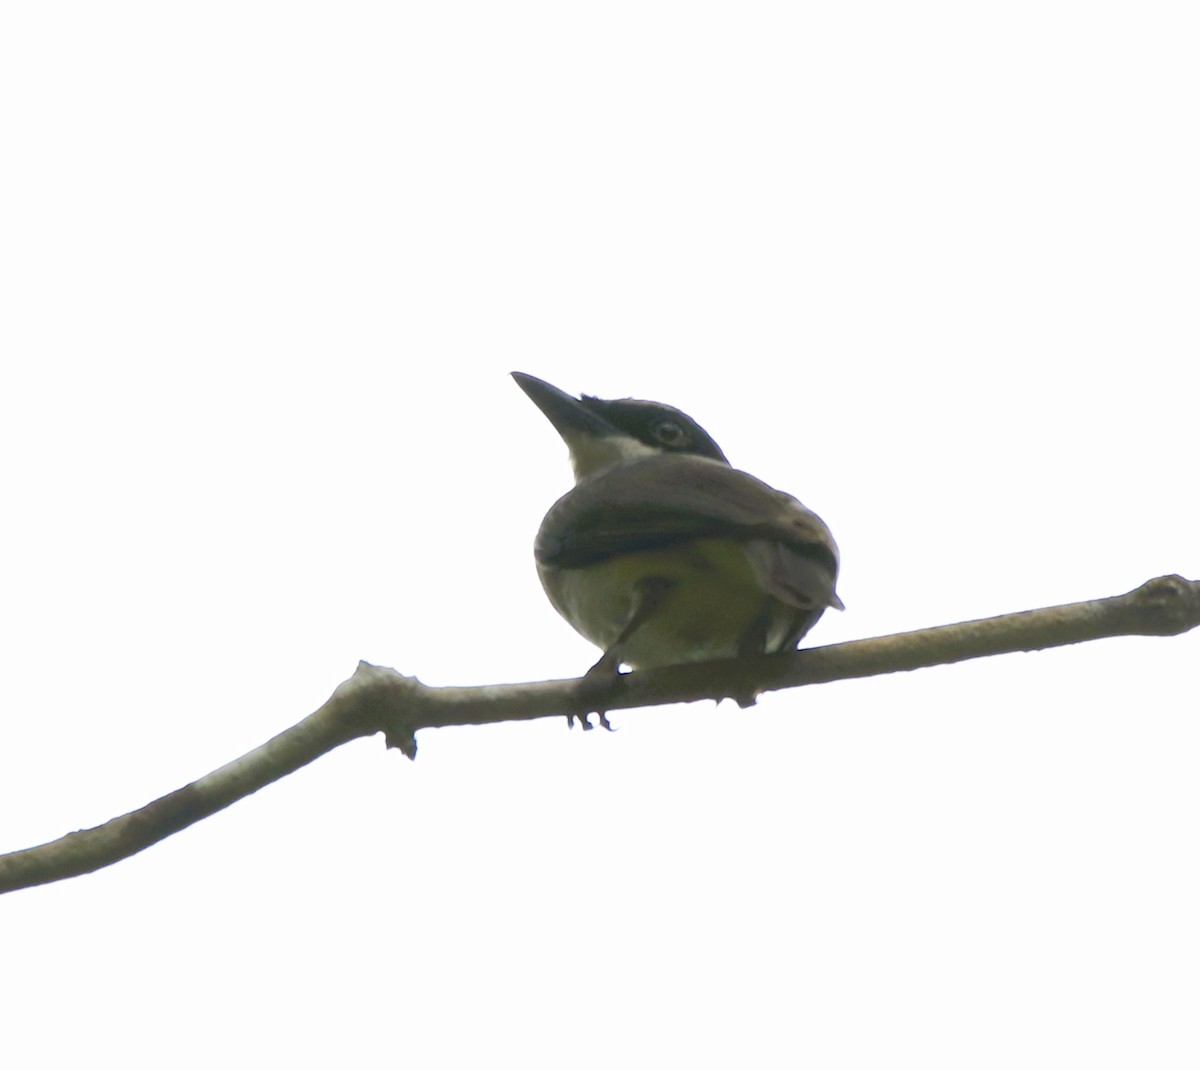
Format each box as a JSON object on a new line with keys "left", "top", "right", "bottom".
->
{"left": 2, "top": 573, "right": 1196, "bottom": 895}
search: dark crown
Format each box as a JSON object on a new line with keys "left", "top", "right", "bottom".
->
{"left": 578, "top": 395, "right": 729, "bottom": 464}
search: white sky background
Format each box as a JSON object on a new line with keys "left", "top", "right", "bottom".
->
{"left": 2, "top": 2, "right": 1197, "bottom": 1066}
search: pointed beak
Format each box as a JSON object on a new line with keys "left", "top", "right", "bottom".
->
{"left": 511, "top": 372, "right": 615, "bottom": 441}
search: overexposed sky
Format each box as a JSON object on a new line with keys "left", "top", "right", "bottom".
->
{"left": 2, "top": 3, "right": 1197, "bottom": 1066}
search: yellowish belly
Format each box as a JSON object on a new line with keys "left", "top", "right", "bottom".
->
{"left": 538, "top": 538, "right": 799, "bottom": 668}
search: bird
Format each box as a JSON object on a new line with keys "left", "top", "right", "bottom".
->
{"left": 512, "top": 372, "right": 842, "bottom": 723}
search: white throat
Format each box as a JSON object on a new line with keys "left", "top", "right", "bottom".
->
{"left": 565, "top": 431, "right": 660, "bottom": 483}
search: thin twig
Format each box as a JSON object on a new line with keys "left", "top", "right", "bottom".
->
{"left": 2, "top": 574, "right": 1196, "bottom": 894}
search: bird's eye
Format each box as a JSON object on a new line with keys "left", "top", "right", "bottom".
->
{"left": 652, "top": 420, "right": 688, "bottom": 447}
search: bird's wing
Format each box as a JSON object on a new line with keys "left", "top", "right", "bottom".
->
{"left": 535, "top": 453, "right": 841, "bottom": 609}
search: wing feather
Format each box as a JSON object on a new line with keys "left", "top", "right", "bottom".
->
{"left": 536, "top": 454, "right": 840, "bottom": 608}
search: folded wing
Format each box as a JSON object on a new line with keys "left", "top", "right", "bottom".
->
{"left": 536, "top": 453, "right": 842, "bottom": 611}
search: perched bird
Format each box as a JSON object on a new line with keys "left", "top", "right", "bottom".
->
{"left": 513, "top": 373, "right": 842, "bottom": 716}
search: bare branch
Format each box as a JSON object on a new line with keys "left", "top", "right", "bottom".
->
{"left": 2, "top": 574, "right": 1196, "bottom": 894}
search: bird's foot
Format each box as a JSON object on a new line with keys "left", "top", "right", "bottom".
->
{"left": 567, "top": 710, "right": 615, "bottom": 731}
{"left": 733, "top": 687, "right": 760, "bottom": 710}
{"left": 566, "top": 652, "right": 621, "bottom": 731}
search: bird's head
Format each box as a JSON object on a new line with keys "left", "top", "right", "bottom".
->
{"left": 512, "top": 372, "right": 728, "bottom": 482}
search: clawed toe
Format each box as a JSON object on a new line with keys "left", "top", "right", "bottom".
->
{"left": 565, "top": 710, "right": 615, "bottom": 731}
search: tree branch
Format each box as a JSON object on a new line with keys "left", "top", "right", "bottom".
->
{"left": 2, "top": 574, "right": 1196, "bottom": 894}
